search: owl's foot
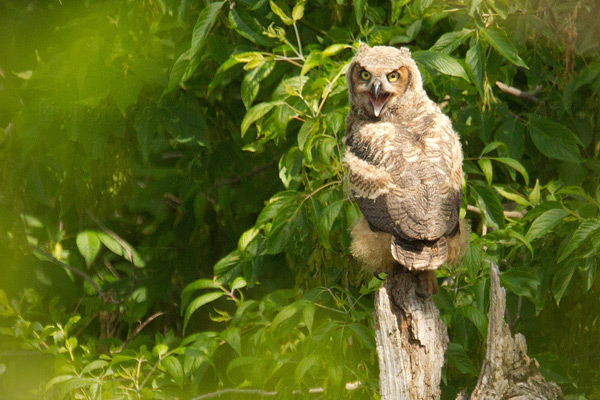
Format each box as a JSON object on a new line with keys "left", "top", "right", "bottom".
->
{"left": 415, "top": 270, "right": 438, "bottom": 298}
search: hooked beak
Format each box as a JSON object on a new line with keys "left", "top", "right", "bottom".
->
{"left": 368, "top": 79, "right": 390, "bottom": 118}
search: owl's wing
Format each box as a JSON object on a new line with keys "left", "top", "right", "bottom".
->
{"left": 345, "top": 118, "right": 462, "bottom": 243}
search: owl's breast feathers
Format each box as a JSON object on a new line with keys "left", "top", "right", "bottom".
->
{"left": 344, "top": 111, "right": 463, "bottom": 271}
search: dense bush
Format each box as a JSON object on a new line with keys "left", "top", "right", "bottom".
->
{"left": 0, "top": 0, "right": 599, "bottom": 398}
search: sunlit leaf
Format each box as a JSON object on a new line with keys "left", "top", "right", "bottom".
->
{"left": 76, "top": 231, "right": 101, "bottom": 267}
{"left": 183, "top": 292, "right": 224, "bottom": 332}
{"left": 413, "top": 50, "right": 470, "bottom": 81}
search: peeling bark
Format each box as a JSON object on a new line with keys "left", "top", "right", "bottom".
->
{"left": 374, "top": 264, "right": 563, "bottom": 400}
{"left": 460, "top": 263, "right": 563, "bottom": 400}
{"left": 374, "top": 270, "right": 448, "bottom": 400}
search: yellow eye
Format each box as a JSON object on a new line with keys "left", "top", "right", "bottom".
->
{"left": 387, "top": 71, "right": 400, "bottom": 82}
{"left": 360, "top": 70, "right": 371, "bottom": 81}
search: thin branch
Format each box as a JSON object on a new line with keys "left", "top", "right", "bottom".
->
{"left": 316, "top": 65, "right": 347, "bottom": 116}
{"left": 120, "top": 312, "right": 166, "bottom": 350}
{"left": 29, "top": 244, "right": 105, "bottom": 298}
{"left": 467, "top": 204, "right": 526, "bottom": 219}
{"left": 192, "top": 382, "right": 360, "bottom": 399}
{"left": 495, "top": 81, "right": 542, "bottom": 104}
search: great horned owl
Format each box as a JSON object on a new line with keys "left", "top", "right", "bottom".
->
{"left": 344, "top": 44, "right": 468, "bottom": 294}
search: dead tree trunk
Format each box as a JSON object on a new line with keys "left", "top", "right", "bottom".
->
{"left": 374, "top": 270, "right": 448, "bottom": 400}
{"left": 458, "top": 263, "right": 563, "bottom": 400}
{"left": 374, "top": 264, "right": 563, "bottom": 400}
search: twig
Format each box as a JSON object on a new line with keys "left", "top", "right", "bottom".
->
{"left": 316, "top": 65, "right": 347, "bottom": 116}
{"left": 192, "top": 382, "right": 361, "bottom": 399}
{"left": 29, "top": 244, "right": 105, "bottom": 298}
{"left": 120, "top": 312, "right": 166, "bottom": 350}
{"left": 467, "top": 204, "right": 525, "bottom": 219}
{"left": 495, "top": 81, "right": 542, "bottom": 104}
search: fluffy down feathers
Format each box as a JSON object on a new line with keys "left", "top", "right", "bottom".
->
{"left": 344, "top": 44, "right": 467, "bottom": 291}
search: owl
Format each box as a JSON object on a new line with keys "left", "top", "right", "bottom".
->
{"left": 344, "top": 44, "right": 468, "bottom": 295}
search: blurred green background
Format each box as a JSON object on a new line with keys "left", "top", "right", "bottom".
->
{"left": 1, "top": 0, "right": 599, "bottom": 398}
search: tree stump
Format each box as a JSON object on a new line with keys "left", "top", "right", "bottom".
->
{"left": 374, "top": 270, "right": 448, "bottom": 400}
{"left": 374, "top": 263, "right": 563, "bottom": 400}
{"left": 458, "top": 263, "right": 563, "bottom": 400}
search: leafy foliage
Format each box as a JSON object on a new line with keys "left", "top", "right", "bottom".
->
{"left": 1, "top": 0, "right": 599, "bottom": 399}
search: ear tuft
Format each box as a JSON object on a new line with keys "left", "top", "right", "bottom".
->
{"left": 357, "top": 42, "right": 370, "bottom": 53}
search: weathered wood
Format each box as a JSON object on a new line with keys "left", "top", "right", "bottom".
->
{"left": 374, "top": 270, "right": 449, "bottom": 400}
{"left": 461, "top": 263, "right": 563, "bottom": 400}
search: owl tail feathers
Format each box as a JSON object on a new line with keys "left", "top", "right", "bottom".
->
{"left": 391, "top": 236, "right": 447, "bottom": 271}
{"left": 391, "top": 218, "right": 471, "bottom": 271}
{"left": 350, "top": 215, "right": 396, "bottom": 275}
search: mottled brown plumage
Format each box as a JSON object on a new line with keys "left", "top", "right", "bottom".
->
{"left": 344, "top": 44, "right": 467, "bottom": 294}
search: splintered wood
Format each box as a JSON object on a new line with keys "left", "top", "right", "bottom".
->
{"left": 374, "top": 271, "right": 448, "bottom": 400}
{"left": 374, "top": 264, "right": 563, "bottom": 400}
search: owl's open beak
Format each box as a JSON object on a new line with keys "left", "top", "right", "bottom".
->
{"left": 368, "top": 80, "right": 390, "bottom": 118}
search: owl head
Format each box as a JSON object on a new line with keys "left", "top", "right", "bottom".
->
{"left": 346, "top": 44, "right": 424, "bottom": 119}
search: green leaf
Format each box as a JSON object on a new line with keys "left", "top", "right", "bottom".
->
{"left": 489, "top": 157, "right": 529, "bottom": 186}
{"left": 552, "top": 263, "right": 575, "bottom": 305}
{"left": 558, "top": 219, "right": 600, "bottom": 262}
{"left": 480, "top": 141, "right": 506, "bottom": 156}
{"left": 412, "top": 50, "right": 470, "bottom": 81}
{"left": 348, "top": 323, "right": 375, "bottom": 350}
{"left": 269, "top": 0, "right": 293, "bottom": 25}
{"left": 181, "top": 279, "right": 220, "bottom": 308}
{"left": 161, "top": 356, "right": 184, "bottom": 388}
{"left": 447, "top": 342, "right": 478, "bottom": 375}
{"left": 271, "top": 302, "right": 302, "bottom": 330}
{"left": 80, "top": 360, "right": 108, "bottom": 375}
{"left": 527, "top": 115, "right": 582, "bottom": 163}
{"left": 96, "top": 232, "right": 145, "bottom": 267}
{"left": 581, "top": 258, "right": 596, "bottom": 292}
{"left": 353, "top": 0, "right": 367, "bottom": 25}
{"left": 183, "top": 292, "right": 224, "bottom": 332}
{"left": 526, "top": 208, "right": 568, "bottom": 241}
{"left": 295, "top": 354, "right": 320, "bottom": 384}
{"left": 464, "top": 242, "right": 483, "bottom": 279}
{"left": 297, "top": 118, "right": 319, "bottom": 150}
{"left": 302, "top": 302, "right": 315, "bottom": 333}
{"left": 228, "top": 9, "right": 272, "bottom": 46}
{"left": 76, "top": 231, "right": 101, "bottom": 267}
{"left": 292, "top": 0, "right": 306, "bottom": 21}
{"left": 429, "top": 29, "right": 474, "bottom": 54}
{"left": 316, "top": 200, "right": 344, "bottom": 249}
{"left": 458, "top": 305, "right": 488, "bottom": 336}
{"left": 465, "top": 41, "right": 483, "bottom": 96}
{"left": 500, "top": 268, "right": 539, "bottom": 299}
{"left": 478, "top": 159, "right": 493, "bottom": 185}
{"left": 221, "top": 327, "right": 242, "bottom": 356}
{"left": 241, "top": 60, "right": 275, "bottom": 109}
{"left": 241, "top": 102, "right": 277, "bottom": 136}
{"left": 183, "top": 1, "right": 226, "bottom": 82}
{"left": 322, "top": 44, "right": 348, "bottom": 57}
{"left": 470, "top": 181, "right": 505, "bottom": 229}
{"left": 494, "top": 186, "right": 531, "bottom": 207}
{"left": 480, "top": 27, "right": 528, "bottom": 68}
